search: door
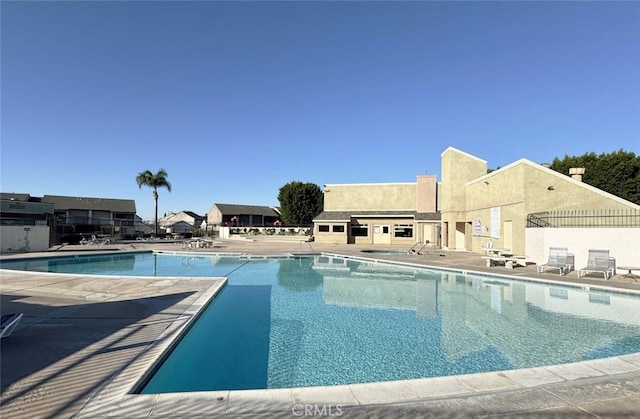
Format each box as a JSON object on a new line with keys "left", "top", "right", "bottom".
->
{"left": 442, "top": 222, "right": 449, "bottom": 249}
{"left": 503, "top": 220, "right": 513, "bottom": 252}
{"left": 373, "top": 225, "right": 391, "bottom": 244}
{"left": 455, "top": 222, "right": 466, "bottom": 250}
{"left": 422, "top": 224, "right": 434, "bottom": 245}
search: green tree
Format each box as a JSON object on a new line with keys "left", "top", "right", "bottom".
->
{"left": 136, "top": 168, "right": 172, "bottom": 235}
{"left": 549, "top": 149, "right": 640, "bottom": 205}
{"left": 277, "top": 181, "right": 323, "bottom": 225}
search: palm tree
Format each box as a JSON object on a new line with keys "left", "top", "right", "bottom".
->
{"left": 136, "top": 168, "right": 172, "bottom": 235}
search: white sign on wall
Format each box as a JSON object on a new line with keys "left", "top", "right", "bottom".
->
{"left": 474, "top": 218, "right": 482, "bottom": 236}
{"left": 490, "top": 207, "right": 501, "bottom": 239}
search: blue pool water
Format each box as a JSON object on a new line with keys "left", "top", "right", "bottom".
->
{"left": 3, "top": 252, "right": 640, "bottom": 393}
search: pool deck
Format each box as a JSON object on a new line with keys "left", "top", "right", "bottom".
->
{"left": 1, "top": 237, "right": 640, "bottom": 418}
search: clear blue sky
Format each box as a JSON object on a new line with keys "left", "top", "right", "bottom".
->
{"left": 2, "top": 1, "right": 638, "bottom": 221}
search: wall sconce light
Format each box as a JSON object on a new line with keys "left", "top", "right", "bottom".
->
{"left": 547, "top": 186, "right": 555, "bottom": 191}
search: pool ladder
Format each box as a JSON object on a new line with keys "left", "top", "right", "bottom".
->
{"left": 407, "top": 242, "right": 429, "bottom": 255}
{"left": 300, "top": 239, "right": 316, "bottom": 255}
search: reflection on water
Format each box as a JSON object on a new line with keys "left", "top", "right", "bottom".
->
{"left": 0, "top": 253, "right": 137, "bottom": 274}
{"left": 140, "top": 254, "right": 640, "bottom": 392}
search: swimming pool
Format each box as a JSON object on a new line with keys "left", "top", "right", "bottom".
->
{"left": 3, "top": 252, "right": 640, "bottom": 394}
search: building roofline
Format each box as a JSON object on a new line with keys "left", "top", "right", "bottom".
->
{"left": 323, "top": 182, "right": 416, "bottom": 187}
{"left": 468, "top": 158, "right": 640, "bottom": 209}
{"left": 441, "top": 146, "right": 488, "bottom": 164}
{"left": 351, "top": 214, "right": 415, "bottom": 218}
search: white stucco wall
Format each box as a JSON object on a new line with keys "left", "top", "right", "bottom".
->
{"left": 1, "top": 225, "right": 50, "bottom": 253}
{"left": 219, "top": 226, "right": 230, "bottom": 239}
{"left": 525, "top": 227, "right": 640, "bottom": 273}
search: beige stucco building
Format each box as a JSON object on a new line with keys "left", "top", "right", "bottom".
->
{"left": 313, "top": 175, "right": 440, "bottom": 246}
{"left": 440, "top": 147, "right": 639, "bottom": 255}
{"left": 313, "top": 147, "right": 640, "bottom": 255}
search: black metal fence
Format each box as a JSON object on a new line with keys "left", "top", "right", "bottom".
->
{"left": 527, "top": 209, "right": 640, "bottom": 228}
{"left": 51, "top": 217, "right": 136, "bottom": 244}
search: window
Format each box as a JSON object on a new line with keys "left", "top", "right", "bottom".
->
{"left": 332, "top": 225, "right": 345, "bottom": 233}
{"left": 549, "top": 288, "right": 568, "bottom": 299}
{"left": 394, "top": 223, "right": 414, "bottom": 238}
{"left": 318, "top": 225, "right": 330, "bottom": 232}
{"left": 351, "top": 223, "right": 368, "bottom": 237}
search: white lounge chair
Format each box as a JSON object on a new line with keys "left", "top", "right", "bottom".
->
{"left": 1, "top": 313, "right": 23, "bottom": 338}
{"left": 82, "top": 235, "right": 110, "bottom": 246}
{"left": 578, "top": 249, "right": 613, "bottom": 280}
{"left": 608, "top": 256, "right": 616, "bottom": 279}
{"left": 97, "top": 236, "right": 111, "bottom": 246}
{"left": 537, "top": 247, "right": 572, "bottom": 275}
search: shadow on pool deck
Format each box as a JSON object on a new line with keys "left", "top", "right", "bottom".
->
{"left": 1, "top": 238, "right": 640, "bottom": 418}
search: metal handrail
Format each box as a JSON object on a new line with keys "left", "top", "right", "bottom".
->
{"left": 406, "top": 242, "right": 420, "bottom": 254}
{"left": 416, "top": 242, "right": 429, "bottom": 254}
{"left": 300, "top": 239, "right": 316, "bottom": 254}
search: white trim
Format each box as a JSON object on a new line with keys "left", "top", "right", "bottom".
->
{"left": 351, "top": 214, "right": 415, "bottom": 218}
{"left": 441, "top": 146, "right": 488, "bottom": 164}
{"left": 323, "top": 182, "right": 415, "bottom": 187}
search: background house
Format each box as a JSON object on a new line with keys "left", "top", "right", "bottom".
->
{"left": 163, "top": 221, "right": 195, "bottom": 236}
{"left": 159, "top": 211, "right": 205, "bottom": 230}
{"left": 206, "top": 204, "right": 280, "bottom": 230}
{"left": 134, "top": 215, "right": 154, "bottom": 236}
{"left": 43, "top": 194, "right": 136, "bottom": 243}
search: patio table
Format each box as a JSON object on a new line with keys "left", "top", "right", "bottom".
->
{"left": 617, "top": 266, "right": 640, "bottom": 281}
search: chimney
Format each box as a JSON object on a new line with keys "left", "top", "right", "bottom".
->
{"left": 569, "top": 167, "right": 585, "bottom": 182}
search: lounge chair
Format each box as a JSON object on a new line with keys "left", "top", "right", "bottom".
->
{"left": 81, "top": 235, "right": 110, "bottom": 246}
{"left": 608, "top": 256, "right": 616, "bottom": 278}
{"left": 1, "top": 313, "right": 23, "bottom": 338}
{"left": 578, "top": 249, "right": 613, "bottom": 280}
{"left": 97, "top": 236, "right": 111, "bottom": 246}
{"left": 537, "top": 247, "right": 572, "bottom": 275}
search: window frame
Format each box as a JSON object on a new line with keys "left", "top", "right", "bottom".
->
{"left": 350, "top": 223, "right": 369, "bottom": 237}
{"left": 393, "top": 223, "right": 414, "bottom": 238}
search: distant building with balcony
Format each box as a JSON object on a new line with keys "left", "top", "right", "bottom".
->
{"left": 1, "top": 193, "right": 137, "bottom": 245}
{"left": 206, "top": 204, "right": 280, "bottom": 229}
{"left": 42, "top": 195, "right": 136, "bottom": 242}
